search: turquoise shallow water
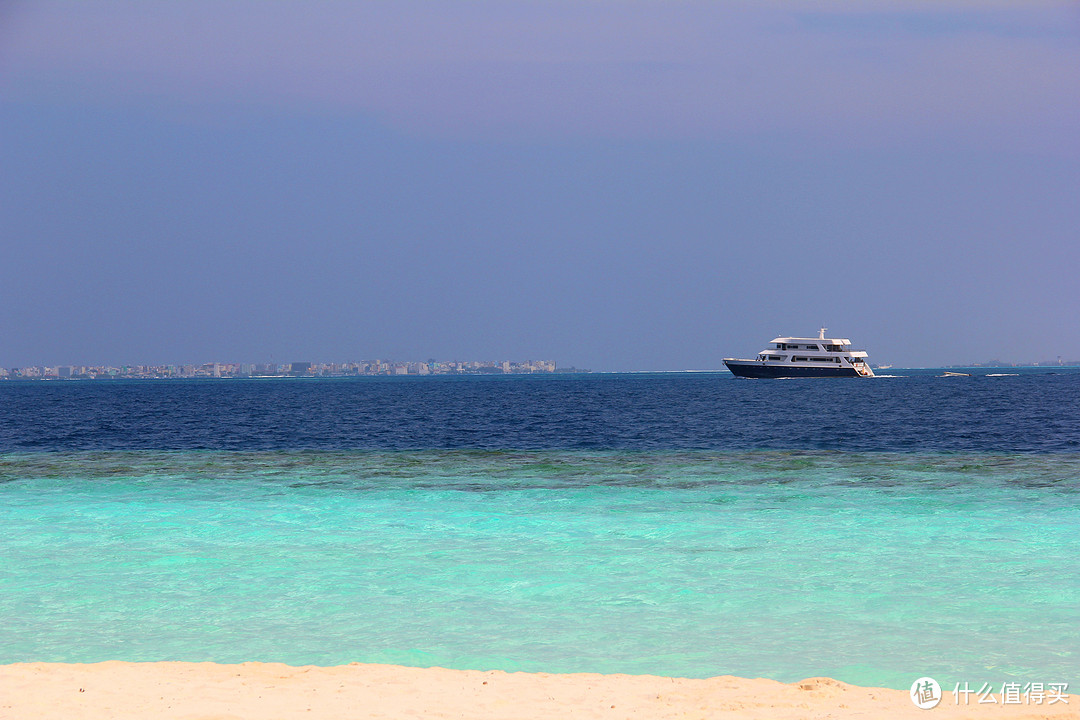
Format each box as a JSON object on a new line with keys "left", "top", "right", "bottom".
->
{"left": 2, "top": 449, "right": 1077, "bottom": 690}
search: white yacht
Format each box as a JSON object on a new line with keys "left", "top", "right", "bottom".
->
{"left": 724, "top": 329, "right": 875, "bottom": 378}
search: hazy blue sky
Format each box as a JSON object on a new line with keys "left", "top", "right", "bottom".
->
{"left": 2, "top": 1, "right": 1078, "bottom": 369}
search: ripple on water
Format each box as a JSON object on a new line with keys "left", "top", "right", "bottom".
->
{"left": 0, "top": 448, "right": 1078, "bottom": 692}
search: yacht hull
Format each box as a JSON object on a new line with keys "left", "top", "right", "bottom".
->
{"left": 723, "top": 360, "right": 862, "bottom": 379}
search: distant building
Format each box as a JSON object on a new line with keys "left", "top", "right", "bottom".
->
{"left": 4, "top": 355, "right": 568, "bottom": 380}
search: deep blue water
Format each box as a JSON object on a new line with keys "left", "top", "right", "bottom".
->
{"left": 2, "top": 370, "right": 1079, "bottom": 453}
{"left": 1, "top": 371, "right": 1078, "bottom": 690}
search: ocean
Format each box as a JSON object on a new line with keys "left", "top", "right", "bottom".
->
{"left": 2, "top": 371, "right": 1078, "bottom": 691}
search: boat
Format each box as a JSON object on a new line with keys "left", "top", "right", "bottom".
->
{"left": 723, "top": 329, "right": 875, "bottom": 378}
{"left": 940, "top": 371, "right": 972, "bottom": 377}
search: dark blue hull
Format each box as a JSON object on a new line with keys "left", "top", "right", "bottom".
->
{"left": 723, "top": 360, "right": 861, "bottom": 379}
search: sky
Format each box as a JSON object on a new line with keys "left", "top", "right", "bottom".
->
{"left": 2, "top": 1, "right": 1078, "bottom": 370}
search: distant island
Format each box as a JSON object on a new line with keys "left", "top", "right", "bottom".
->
{"left": 938, "top": 358, "right": 1080, "bottom": 369}
{"left": 869, "top": 360, "right": 1079, "bottom": 370}
{"left": 0, "top": 359, "right": 590, "bottom": 380}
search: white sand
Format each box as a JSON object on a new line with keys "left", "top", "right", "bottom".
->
{"left": 1, "top": 662, "right": 1076, "bottom": 719}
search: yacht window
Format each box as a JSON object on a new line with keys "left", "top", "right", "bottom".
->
{"left": 768, "top": 355, "right": 782, "bottom": 361}
{"left": 807, "top": 345, "right": 819, "bottom": 350}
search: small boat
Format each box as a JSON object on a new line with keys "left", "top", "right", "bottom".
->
{"left": 723, "top": 329, "right": 874, "bottom": 378}
{"left": 940, "top": 371, "right": 972, "bottom": 377}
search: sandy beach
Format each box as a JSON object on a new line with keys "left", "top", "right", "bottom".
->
{"left": 0, "top": 662, "right": 1075, "bottom": 720}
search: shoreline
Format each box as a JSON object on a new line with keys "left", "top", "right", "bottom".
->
{"left": 2, "top": 662, "right": 1075, "bottom": 719}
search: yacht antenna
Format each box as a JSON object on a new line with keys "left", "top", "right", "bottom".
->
{"left": 819, "top": 327, "right": 826, "bottom": 340}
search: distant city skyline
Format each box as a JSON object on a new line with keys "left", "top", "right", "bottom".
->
{"left": 0, "top": 358, "right": 563, "bottom": 380}
{"left": 2, "top": 2, "right": 1078, "bottom": 370}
